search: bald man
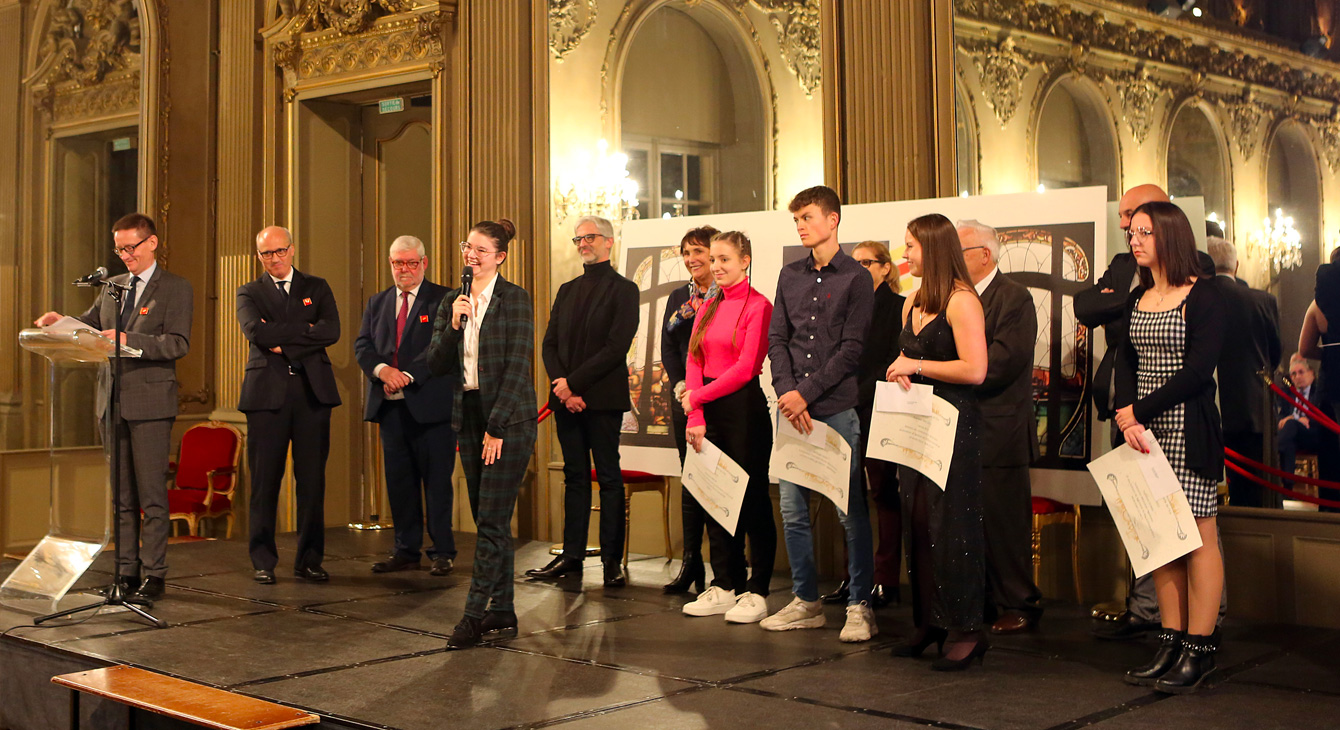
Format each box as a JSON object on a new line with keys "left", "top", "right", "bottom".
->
{"left": 237, "top": 226, "right": 342, "bottom": 584}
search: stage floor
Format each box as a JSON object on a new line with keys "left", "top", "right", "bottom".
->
{"left": 2, "top": 528, "right": 1338, "bottom": 730}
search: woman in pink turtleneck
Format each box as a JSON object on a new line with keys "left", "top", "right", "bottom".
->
{"left": 679, "top": 231, "right": 777, "bottom": 624}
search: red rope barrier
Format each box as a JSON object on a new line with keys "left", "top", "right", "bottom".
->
{"left": 1224, "top": 447, "right": 1340, "bottom": 490}
{"left": 537, "top": 404, "right": 552, "bottom": 424}
{"left": 1225, "top": 461, "right": 1340, "bottom": 509}
{"left": 1270, "top": 382, "right": 1340, "bottom": 435}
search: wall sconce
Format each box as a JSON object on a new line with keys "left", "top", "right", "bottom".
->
{"left": 553, "top": 139, "right": 641, "bottom": 224}
{"left": 1248, "top": 208, "right": 1303, "bottom": 276}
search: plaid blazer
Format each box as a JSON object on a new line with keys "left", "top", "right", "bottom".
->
{"left": 427, "top": 275, "right": 537, "bottom": 437}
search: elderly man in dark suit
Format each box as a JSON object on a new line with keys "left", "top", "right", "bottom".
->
{"left": 35, "top": 213, "right": 193, "bottom": 603}
{"left": 958, "top": 220, "right": 1043, "bottom": 634}
{"left": 236, "top": 226, "right": 341, "bottom": 585}
{"left": 528, "top": 214, "right": 639, "bottom": 587}
{"left": 1278, "top": 356, "right": 1339, "bottom": 498}
{"left": 355, "top": 235, "right": 456, "bottom": 576}
{"left": 1206, "top": 237, "right": 1282, "bottom": 508}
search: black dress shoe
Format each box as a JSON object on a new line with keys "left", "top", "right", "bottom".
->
{"left": 891, "top": 626, "right": 948, "bottom": 658}
{"left": 481, "top": 610, "right": 518, "bottom": 639}
{"left": 525, "top": 556, "right": 583, "bottom": 579}
{"left": 446, "top": 615, "right": 485, "bottom": 650}
{"left": 129, "top": 576, "right": 165, "bottom": 603}
{"left": 430, "top": 557, "right": 454, "bottom": 576}
{"left": 869, "top": 583, "right": 898, "bottom": 609}
{"left": 371, "top": 554, "right": 421, "bottom": 573}
{"left": 821, "top": 579, "right": 850, "bottom": 605}
{"left": 1092, "top": 611, "right": 1160, "bottom": 641}
{"left": 254, "top": 569, "right": 276, "bottom": 584}
{"left": 930, "top": 640, "right": 988, "bottom": 671}
{"left": 603, "top": 564, "right": 626, "bottom": 587}
{"left": 294, "top": 566, "right": 329, "bottom": 582}
{"left": 663, "top": 551, "right": 705, "bottom": 594}
{"left": 99, "top": 575, "right": 141, "bottom": 598}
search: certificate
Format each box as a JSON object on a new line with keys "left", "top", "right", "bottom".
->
{"left": 769, "top": 413, "right": 852, "bottom": 512}
{"left": 1087, "top": 436, "right": 1203, "bottom": 578}
{"left": 865, "top": 387, "right": 959, "bottom": 491}
{"left": 681, "top": 438, "right": 748, "bottom": 535}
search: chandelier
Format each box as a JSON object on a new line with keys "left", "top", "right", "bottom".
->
{"left": 553, "top": 139, "right": 640, "bottom": 224}
{"left": 1248, "top": 208, "right": 1302, "bottom": 275}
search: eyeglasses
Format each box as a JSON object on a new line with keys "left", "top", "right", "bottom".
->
{"left": 1129, "top": 227, "right": 1154, "bottom": 244}
{"left": 853, "top": 259, "right": 884, "bottom": 268}
{"left": 113, "top": 235, "right": 152, "bottom": 257}
{"left": 257, "top": 246, "right": 291, "bottom": 260}
{"left": 571, "top": 233, "right": 605, "bottom": 245}
{"left": 390, "top": 259, "right": 423, "bottom": 270}
{"left": 960, "top": 246, "right": 988, "bottom": 254}
{"left": 459, "top": 242, "right": 499, "bottom": 257}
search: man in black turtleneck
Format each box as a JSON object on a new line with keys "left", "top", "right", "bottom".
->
{"left": 529, "top": 215, "right": 639, "bottom": 587}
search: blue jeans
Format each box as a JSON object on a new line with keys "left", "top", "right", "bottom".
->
{"left": 778, "top": 408, "right": 873, "bottom": 605}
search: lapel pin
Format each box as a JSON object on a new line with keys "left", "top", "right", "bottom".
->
{"left": 420, "top": 314, "right": 429, "bottom": 323}
{"left": 139, "top": 307, "right": 149, "bottom": 315}
{"left": 303, "top": 297, "right": 312, "bottom": 306}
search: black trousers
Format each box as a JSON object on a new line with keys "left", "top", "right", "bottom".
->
{"left": 858, "top": 406, "right": 902, "bottom": 588}
{"left": 103, "top": 415, "right": 173, "bottom": 579}
{"left": 378, "top": 400, "right": 457, "bottom": 561}
{"left": 982, "top": 465, "right": 1043, "bottom": 621}
{"left": 701, "top": 380, "right": 776, "bottom": 596}
{"left": 246, "top": 373, "right": 331, "bottom": 572}
{"left": 459, "top": 391, "right": 535, "bottom": 618}
{"left": 1225, "top": 430, "right": 1279, "bottom": 508}
{"left": 1279, "top": 417, "right": 1340, "bottom": 512}
{"left": 670, "top": 397, "right": 707, "bottom": 557}
{"left": 554, "top": 408, "right": 624, "bottom": 563}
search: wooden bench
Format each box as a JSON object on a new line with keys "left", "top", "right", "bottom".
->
{"left": 51, "top": 665, "right": 319, "bottom": 730}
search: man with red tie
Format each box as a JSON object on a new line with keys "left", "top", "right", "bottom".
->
{"left": 355, "top": 236, "right": 457, "bottom": 575}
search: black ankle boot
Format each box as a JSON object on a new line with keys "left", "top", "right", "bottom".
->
{"left": 663, "top": 551, "right": 705, "bottom": 594}
{"left": 1124, "top": 629, "right": 1184, "bottom": 686}
{"left": 1154, "top": 632, "right": 1218, "bottom": 694}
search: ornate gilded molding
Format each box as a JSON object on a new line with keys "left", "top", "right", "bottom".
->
{"left": 273, "top": 8, "right": 447, "bottom": 86}
{"left": 1217, "top": 89, "right": 1269, "bottom": 160}
{"left": 1318, "top": 112, "right": 1340, "bottom": 173}
{"left": 740, "top": 0, "right": 820, "bottom": 97}
{"left": 962, "top": 36, "right": 1045, "bottom": 127}
{"left": 954, "top": 0, "right": 1340, "bottom": 105}
{"left": 549, "top": 0, "right": 596, "bottom": 62}
{"left": 281, "top": 0, "right": 417, "bottom": 36}
{"left": 40, "top": 0, "right": 140, "bottom": 87}
{"left": 45, "top": 71, "right": 139, "bottom": 118}
{"left": 1116, "top": 68, "right": 1166, "bottom": 146}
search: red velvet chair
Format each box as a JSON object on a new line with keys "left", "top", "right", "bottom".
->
{"left": 167, "top": 421, "right": 243, "bottom": 538}
{"left": 1032, "top": 497, "right": 1082, "bottom": 602}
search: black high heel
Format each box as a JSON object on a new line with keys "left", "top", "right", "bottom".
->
{"left": 663, "top": 551, "right": 705, "bottom": 594}
{"left": 930, "top": 640, "right": 988, "bottom": 671}
{"left": 890, "top": 626, "right": 948, "bottom": 658}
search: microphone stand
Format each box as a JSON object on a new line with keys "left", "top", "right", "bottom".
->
{"left": 35, "top": 277, "right": 166, "bottom": 628}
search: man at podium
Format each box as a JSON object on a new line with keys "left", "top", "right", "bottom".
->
{"left": 33, "top": 213, "right": 195, "bottom": 604}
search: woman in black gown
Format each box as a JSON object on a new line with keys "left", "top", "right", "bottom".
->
{"left": 885, "top": 213, "right": 989, "bottom": 671}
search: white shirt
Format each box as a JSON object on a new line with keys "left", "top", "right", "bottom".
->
{"left": 268, "top": 269, "right": 294, "bottom": 294}
{"left": 973, "top": 265, "right": 998, "bottom": 296}
{"left": 127, "top": 261, "right": 156, "bottom": 311}
{"left": 372, "top": 283, "right": 423, "bottom": 381}
{"left": 463, "top": 274, "right": 499, "bottom": 391}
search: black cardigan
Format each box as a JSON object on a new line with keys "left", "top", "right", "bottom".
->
{"left": 1114, "top": 277, "right": 1226, "bottom": 480}
{"left": 857, "top": 283, "right": 905, "bottom": 410}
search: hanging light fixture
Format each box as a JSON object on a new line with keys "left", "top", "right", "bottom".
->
{"left": 1248, "top": 208, "right": 1303, "bottom": 275}
{"left": 553, "top": 139, "right": 641, "bottom": 224}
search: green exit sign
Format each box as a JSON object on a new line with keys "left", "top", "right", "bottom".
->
{"left": 111, "top": 137, "right": 132, "bottom": 151}
{"left": 378, "top": 98, "right": 405, "bottom": 114}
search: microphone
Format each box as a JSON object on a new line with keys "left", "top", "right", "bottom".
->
{"left": 72, "top": 266, "right": 108, "bottom": 287}
{"left": 459, "top": 268, "right": 473, "bottom": 326}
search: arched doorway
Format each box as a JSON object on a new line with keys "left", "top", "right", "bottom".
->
{"left": 1266, "top": 123, "right": 1323, "bottom": 349}
{"left": 1035, "top": 77, "right": 1120, "bottom": 201}
{"left": 1167, "top": 102, "right": 1231, "bottom": 235}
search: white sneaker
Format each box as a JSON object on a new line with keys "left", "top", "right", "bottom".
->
{"left": 725, "top": 592, "right": 769, "bottom": 624}
{"left": 839, "top": 602, "right": 878, "bottom": 643}
{"left": 760, "top": 596, "right": 826, "bottom": 631}
{"left": 683, "top": 586, "right": 736, "bottom": 617}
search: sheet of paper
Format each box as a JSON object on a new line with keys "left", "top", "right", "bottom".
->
{"left": 1088, "top": 442, "right": 1203, "bottom": 578}
{"left": 681, "top": 438, "right": 748, "bottom": 536}
{"left": 777, "top": 414, "right": 829, "bottom": 447}
{"left": 865, "top": 394, "right": 959, "bottom": 490}
{"left": 1136, "top": 433, "right": 1182, "bottom": 501}
{"left": 874, "top": 381, "right": 934, "bottom": 416}
{"left": 42, "top": 316, "right": 99, "bottom": 336}
{"left": 769, "top": 412, "right": 852, "bottom": 512}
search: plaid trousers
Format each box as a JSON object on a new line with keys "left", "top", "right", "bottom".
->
{"left": 459, "top": 391, "right": 536, "bottom": 618}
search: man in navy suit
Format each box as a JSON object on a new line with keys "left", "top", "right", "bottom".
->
{"left": 355, "top": 236, "right": 457, "bottom": 575}
{"left": 237, "top": 226, "right": 341, "bottom": 584}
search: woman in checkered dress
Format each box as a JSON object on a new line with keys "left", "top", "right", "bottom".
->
{"left": 1113, "top": 201, "right": 1227, "bottom": 695}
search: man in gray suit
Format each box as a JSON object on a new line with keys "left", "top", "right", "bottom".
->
{"left": 35, "top": 213, "right": 194, "bottom": 603}
{"left": 958, "top": 220, "right": 1043, "bottom": 634}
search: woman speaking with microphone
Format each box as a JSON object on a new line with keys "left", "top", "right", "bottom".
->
{"left": 428, "top": 218, "right": 537, "bottom": 650}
